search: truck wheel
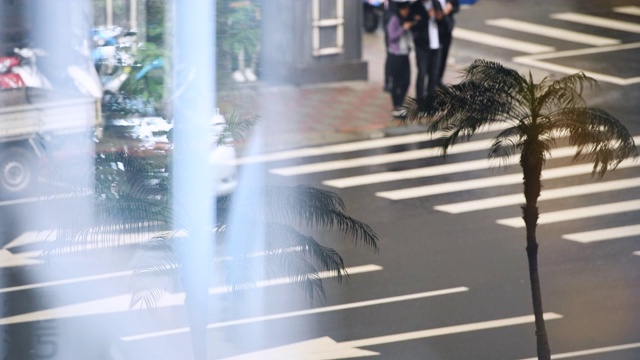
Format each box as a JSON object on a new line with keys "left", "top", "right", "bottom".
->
{"left": 0, "top": 147, "right": 38, "bottom": 199}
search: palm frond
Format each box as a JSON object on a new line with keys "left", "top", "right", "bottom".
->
{"left": 263, "top": 223, "right": 346, "bottom": 277}
{"left": 537, "top": 72, "right": 596, "bottom": 112}
{"left": 129, "top": 235, "right": 180, "bottom": 309}
{"left": 225, "top": 185, "right": 378, "bottom": 249}
{"left": 219, "top": 111, "right": 258, "bottom": 145}
{"left": 463, "top": 59, "right": 525, "bottom": 92}
{"left": 403, "top": 60, "right": 527, "bottom": 155}
{"left": 548, "top": 107, "right": 638, "bottom": 176}
{"left": 489, "top": 125, "right": 526, "bottom": 161}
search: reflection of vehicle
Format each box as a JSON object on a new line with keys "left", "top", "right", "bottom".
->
{"left": 363, "top": 0, "right": 384, "bottom": 33}
{"left": 0, "top": 87, "right": 99, "bottom": 199}
{"left": 98, "top": 112, "right": 237, "bottom": 197}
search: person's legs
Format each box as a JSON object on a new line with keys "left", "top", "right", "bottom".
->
{"left": 390, "top": 54, "right": 410, "bottom": 116}
{"left": 389, "top": 54, "right": 403, "bottom": 108}
{"left": 383, "top": 12, "right": 393, "bottom": 92}
{"left": 437, "top": 31, "right": 453, "bottom": 86}
{"left": 232, "top": 46, "right": 246, "bottom": 82}
{"left": 384, "top": 52, "right": 393, "bottom": 92}
{"left": 426, "top": 48, "right": 441, "bottom": 95}
{"left": 414, "top": 46, "right": 428, "bottom": 98}
{"left": 397, "top": 55, "right": 410, "bottom": 105}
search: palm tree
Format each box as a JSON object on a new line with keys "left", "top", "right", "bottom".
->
{"left": 47, "top": 114, "right": 378, "bottom": 359}
{"left": 401, "top": 59, "right": 637, "bottom": 360}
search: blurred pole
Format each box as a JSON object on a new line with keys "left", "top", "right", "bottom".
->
{"left": 30, "top": 1, "right": 95, "bottom": 358}
{"left": 172, "top": 0, "right": 215, "bottom": 359}
{"left": 106, "top": 0, "right": 113, "bottom": 26}
{"left": 130, "top": 0, "right": 137, "bottom": 30}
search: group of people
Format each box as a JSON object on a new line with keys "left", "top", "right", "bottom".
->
{"left": 384, "top": 0, "right": 459, "bottom": 117}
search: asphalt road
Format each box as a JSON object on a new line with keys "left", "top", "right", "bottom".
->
{"left": 2, "top": 0, "right": 640, "bottom": 359}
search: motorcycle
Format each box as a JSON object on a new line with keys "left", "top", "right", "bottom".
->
{"left": 363, "top": 0, "right": 385, "bottom": 33}
{"left": 0, "top": 47, "right": 52, "bottom": 89}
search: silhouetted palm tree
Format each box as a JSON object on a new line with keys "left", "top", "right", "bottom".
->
{"left": 401, "top": 59, "right": 637, "bottom": 360}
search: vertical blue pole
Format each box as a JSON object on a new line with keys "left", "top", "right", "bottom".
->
{"left": 172, "top": 0, "right": 215, "bottom": 359}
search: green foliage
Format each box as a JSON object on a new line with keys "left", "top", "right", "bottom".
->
{"left": 117, "top": 42, "right": 167, "bottom": 113}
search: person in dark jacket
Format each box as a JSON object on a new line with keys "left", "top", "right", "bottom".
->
{"left": 435, "top": 0, "right": 459, "bottom": 87}
{"left": 409, "top": 0, "right": 442, "bottom": 98}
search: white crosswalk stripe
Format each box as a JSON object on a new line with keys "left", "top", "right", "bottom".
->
{"left": 255, "top": 126, "right": 640, "bottom": 250}
{"left": 236, "top": 124, "right": 510, "bottom": 165}
{"left": 447, "top": 7, "right": 639, "bottom": 86}
{"left": 248, "top": 122, "right": 640, "bottom": 247}
{"left": 270, "top": 138, "right": 494, "bottom": 176}
{"left": 496, "top": 199, "right": 640, "bottom": 228}
{"left": 453, "top": 27, "right": 555, "bottom": 54}
{"left": 375, "top": 159, "right": 640, "bottom": 201}
{"left": 550, "top": 12, "right": 640, "bottom": 33}
{"left": 562, "top": 224, "right": 640, "bottom": 243}
{"left": 614, "top": 6, "right": 640, "bottom": 16}
{"left": 323, "top": 142, "right": 602, "bottom": 189}
{"left": 485, "top": 18, "right": 620, "bottom": 46}
{"left": 435, "top": 177, "right": 640, "bottom": 214}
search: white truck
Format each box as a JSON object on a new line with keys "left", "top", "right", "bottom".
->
{"left": 0, "top": 87, "right": 100, "bottom": 199}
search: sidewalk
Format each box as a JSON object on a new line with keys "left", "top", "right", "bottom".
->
{"left": 217, "top": 28, "right": 463, "bottom": 155}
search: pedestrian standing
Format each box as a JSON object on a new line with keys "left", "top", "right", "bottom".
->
{"left": 410, "top": 0, "right": 443, "bottom": 98}
{"left": 386, "top": 1, "right": 414, "bottom": 117}
{"left": 435, "top": 0, "right": 459, "bottom": 87}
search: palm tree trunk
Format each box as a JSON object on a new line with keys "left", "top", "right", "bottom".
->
{"left": 523, "top": 203, "right": 550, "bottom": 360}
{"left": 521, "top": 150, "right": 551, "bottom": 360}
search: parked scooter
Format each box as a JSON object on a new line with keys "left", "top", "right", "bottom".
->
{"left": 0, "top": 48, "right": 52, "bottom": 89}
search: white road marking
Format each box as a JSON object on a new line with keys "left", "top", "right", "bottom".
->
{"left": 322, "top": 142, "right": 592, "bottom": 188}
{"left": 270, "top": 138, "right": 494, "bottom": 176}
{"left": 562, "top": 224, "right": 640, "bottom": 243}
{"left": 0, "top": 192, "right": 87, "bottom": 207}
{"left": 0, "top": 264, "right": 383, "bottom": 325}
{"left": 496, "top": 199, "right": 640, "bottom": 228}
{"left": 0, "top": 249, "right": 42, "bottom": 267}
{"left": 634, "top": 251, "right": 640, "bottom": 256}
{"left": 453, "top": 28, "right": 556, "bottom": 54}
{"left": 486, "top": 18, "right": 620, "bottom": 46}
{"left": 221, "top": 313, "right": 563, "bottom": 360}
{"left": 235, "top": 124, "right": 510, "bottom": 165}
{"left": 0, "top": 270, "right": 133, "bottom": 294}
{"left": 0, "top": 247, "right": 307, "bottom": 293}
{"left": 435, "top": 177, "right": 640, "bottom": 214}
{"left": 517, "top": 341, "right": 640, "bottom": 360}
{"left": 236, "top": 134, "right": 437, "bottom": 165}
{"left": 0, "top": 229, "right": 173, "bottom": 268}
{"left": 325, "top": 157, "right": 517, "bottom": 188}
{"left": 614, "top": 6, "right": 640, "bottom": 16}
{"left": 550, "top": 12, "right": 640, "bottom": 33}
{"left": 376, "top": 159, "right": 640, "bottom": 201}
{"left": 3, "top": 230, "right": 57, "bottom": 249}
{"left": 514, "top": 42, "right": 640, "bottom": 86}
{"left": 122, "top": 287, "right": 469, "bottom": 341}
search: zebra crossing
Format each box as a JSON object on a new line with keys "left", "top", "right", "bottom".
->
{"left": 453, "top": 5, "right": 640, "bottom": 85}
{"left": 242, "top": 131, "right": 640, "bottom": 256}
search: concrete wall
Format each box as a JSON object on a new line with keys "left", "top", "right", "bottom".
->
{"left": 261, "top": 0, "right": 368, "bottom": 85}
